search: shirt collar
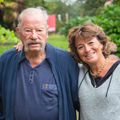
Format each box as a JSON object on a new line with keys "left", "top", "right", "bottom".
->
{"left": 18, "top": 43, "right": 55, "bottom": 63}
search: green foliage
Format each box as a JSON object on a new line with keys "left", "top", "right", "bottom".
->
{"left": 0, "top": 26, "right": 18, "bottom": 44}
{"left": 113, "top": 0, "right": 120, "bottom": 5}
{"left": 0, "top": 0, "right": 4, "bottom": 3}
{"left": 0, "top": 26, "right": 19, "bottom": 54}
{"left": 60, "top": 16, "right": 92, "bottom": 36}
{"left": 92, "top": 5, "right": 120, "bottom": 56}
{"left": 60, "top": 4, "right": 120, "bottom": 56}
{"left": 81, "top": 0, "right": 105, "bottom": 16}
{"left": 24, "top": 0, "right": 45, "bottom": 7}
{"left": 0, "top": 45, "right": 13, "bottom": 54}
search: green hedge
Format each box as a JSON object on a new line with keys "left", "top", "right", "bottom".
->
{"left": 0, "top": 26, "right": 19, "bottom": 54}
{"left": 60, "top": 5, "right": 120, "bottom": 57}
{"left": 0, "top": 26, "right": 18, "bottom": 44}
{"left": 92, "top": 5, "right": 120, "bottom": 56}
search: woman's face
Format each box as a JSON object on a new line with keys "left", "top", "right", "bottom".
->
{"left": 75, "top": 37, "right": 104, "bottom": 65}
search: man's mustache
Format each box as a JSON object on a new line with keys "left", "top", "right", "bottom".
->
{"left": 26, "top": 40, "right": 42, "bottom": 45}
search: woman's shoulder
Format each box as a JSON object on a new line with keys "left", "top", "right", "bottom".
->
{"left": 109, "top": 55, "right": 119, "bottom": 62}
{"left": 108, "top": 55, "right": 120, "bottom": 66}
{"left": 78, "top": 63, "right": 88, "bottom": 73}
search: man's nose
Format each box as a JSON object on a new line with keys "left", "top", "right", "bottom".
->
{"left": 31, "top": 30, "right": 38, "bottom": 40}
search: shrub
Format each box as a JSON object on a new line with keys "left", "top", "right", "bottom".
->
{"left": 60, "top": 4, "right": 120, "bottom": 56}
{"left": 0, "top": 25, "right": 18, "bottom": 44}
{"left": 92, "top": 5, "right": 120, "bottom": 56}
{"left": 0, "top": 26, "right": 19, "bottom": 54}
{"left": 59, "top": 16, "right": 92, "bottom": 36}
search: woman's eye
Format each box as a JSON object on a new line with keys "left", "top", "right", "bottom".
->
{"left": 77, "top": 46, "right": 84, "bottom": 50}
{"left": 88, "top": 41, "right": 94, "bottom": 45}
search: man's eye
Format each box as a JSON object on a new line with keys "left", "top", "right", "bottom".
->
{"left": 37, "top": 30, "right": 42, "bottom": 32}
{"left": 25, "top": 29, "right": 31, "bottom": 32}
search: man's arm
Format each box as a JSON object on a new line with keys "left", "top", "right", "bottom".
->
{"left": 69, "top": 56, "right": 80, "bottom": 111}
{"left": 0, "top": 57, "right": 3, "bottom": 118}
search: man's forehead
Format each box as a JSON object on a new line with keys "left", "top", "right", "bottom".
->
{"left": 22, "top": 13, "right": 46, "bottom": 20}
{"left": 21, "top": 14, "right": 47, "bottom": 25}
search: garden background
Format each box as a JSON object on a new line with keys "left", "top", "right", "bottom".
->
{"left": 0, "top": 0, "right": 120, "bottom": 57}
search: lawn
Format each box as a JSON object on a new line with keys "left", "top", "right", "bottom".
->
{"left": 48, "top": 33, "right": 68, "bottom": 50}
{"left": 0, "top": 34, "right": 69, "bottom": 55}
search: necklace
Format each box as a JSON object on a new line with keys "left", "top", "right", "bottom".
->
{"left": 90, "top": 57, "right": 109, "bottom": 78}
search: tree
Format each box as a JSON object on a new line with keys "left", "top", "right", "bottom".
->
{"left": 79, "top": 0, "right": 106, "bottom": 16}
{"left": 60, "top": 3, "right": 120, "bottom": 56}
{"left": 113, "top": 0, "right": 120, "bottom": 5}
{"left": 0, "top": 1, "right": 24, "bottom": 29}
{"left": 93, "top": 5, "right": 120, "bottom": 56}
{"left": 104, "top": 0, "right": 113, "bottom": 7}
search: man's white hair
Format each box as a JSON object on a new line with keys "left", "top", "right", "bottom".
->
{"left": 17, "top": 6, "right": 48, "bottom": 27}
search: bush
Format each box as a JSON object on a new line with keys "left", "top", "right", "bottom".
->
{"left": 0, "top": 26, "right": 19, "bottom": 54}
{"left": 60, "top": 4, "right": 120, "bottom": 56}
{"left": 0, "top": 26, "right": 18, "bottom": 44}
{"left": 59, "top": 16, "right": 92, "bottom": 36}
{"left": 92, "top": 5, "right": 120, "bottom": 56}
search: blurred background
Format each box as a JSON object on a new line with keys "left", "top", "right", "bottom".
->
{"left": 0, "top": 0, "right": 120, "bottom": 56}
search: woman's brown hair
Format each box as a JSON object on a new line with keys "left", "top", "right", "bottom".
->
{"left": 68, "top": 23, "right": 117, "bottom": 63}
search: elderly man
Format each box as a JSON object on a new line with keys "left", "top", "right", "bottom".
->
{"left": 0, "top": 7, "right": 79, "bottom": 120}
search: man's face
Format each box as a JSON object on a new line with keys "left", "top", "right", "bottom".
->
{"left": 17, "top": 14, "right": 48, "bottom": 53}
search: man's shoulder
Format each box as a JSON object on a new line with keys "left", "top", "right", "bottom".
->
{"left": 48, "top": 44, "right": 70, "bottom": 56}
{"left": 54, "top": 46, "right": 69, "bottom": 55}
{"left": 0, "top": 48, "right": 18, "bottom": 61}
{"left": 47, "top": 44, "right": 76, "bottom": 64}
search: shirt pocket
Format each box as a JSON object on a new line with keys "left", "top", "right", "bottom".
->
{"left": 41, "top": 84, "right": 58, "bottom": 104}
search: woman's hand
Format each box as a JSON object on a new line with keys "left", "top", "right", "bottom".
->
{"left": 14, "top": 42, "right": 23, "bottom": 51}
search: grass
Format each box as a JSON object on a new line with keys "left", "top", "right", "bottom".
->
{"left": 48, "top": 33, "right": 68, "bottom": 50}
{"left": 0, "top": 34, "right": 68, "bottom": 55}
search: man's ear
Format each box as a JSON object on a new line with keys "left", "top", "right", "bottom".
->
{"left": 46, "top": 25, "right": 49, "bottom": 39}
{"left": 15, "top": 27, "right": 20, "bottom": 38}
{"left": 16, "top": 27, "right": 20, "bottom": 34}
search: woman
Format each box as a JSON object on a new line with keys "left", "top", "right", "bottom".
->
{"left": 68, "top": 23, "right": 120, "bottom": 120}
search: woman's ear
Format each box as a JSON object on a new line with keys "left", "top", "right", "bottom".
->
{"left": 101, "top": 43, "right": 104, "bottom": 50}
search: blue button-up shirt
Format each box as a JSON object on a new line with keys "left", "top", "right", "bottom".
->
{"left": 14, "top": 58, "right": 58, "bottom": 120}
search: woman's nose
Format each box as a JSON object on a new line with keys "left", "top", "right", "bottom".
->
{"left": 84, "top": 45, "right": 91, "bottom": 52}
